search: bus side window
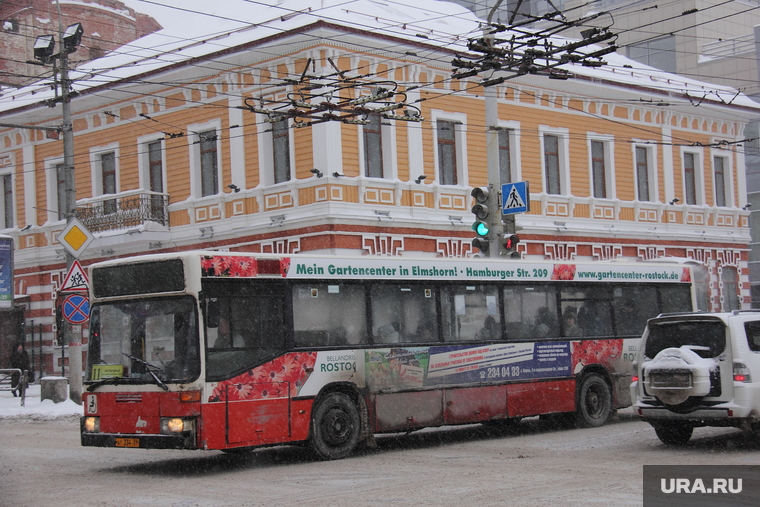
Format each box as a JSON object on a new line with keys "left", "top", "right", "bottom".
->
{"left": 659, "top": 285, "right": 693, "bottom": 314}
{"left": 441, "top": 285, "right": 500, "bottom": 342}
{"left": 369, "top": 284, "right": 438, "bottom": 345}
{"left": 561, "top": 287, "right": 612, "bottom": 337}
{"left": 503, "top": 286, "right": 558, "bottom": 339}
{"left": 613, "top": 286, "right": 658, "bottom": 336}
{"left": 292, "top": 283, "right": 366, "bottom": 347}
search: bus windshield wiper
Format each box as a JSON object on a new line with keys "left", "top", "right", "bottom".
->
{"left": 86, "top": 376, "right": 125, "bottom": 392}
{"left": 123, "top": 353, "right": 169, "bottom": 391}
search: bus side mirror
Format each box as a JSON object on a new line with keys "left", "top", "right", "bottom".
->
{"left": 206, "top": 300, "right": 220, "bottom": 328}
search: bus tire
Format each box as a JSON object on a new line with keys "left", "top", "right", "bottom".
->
{"left": 575, "top": 373, "right": 611, "bottom": 428}
{"left": 310, "top": 392, "right": 361, "bottom": 460}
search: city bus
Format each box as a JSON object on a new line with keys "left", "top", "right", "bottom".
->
{"left": 80, "top": 251, "right": 706, "bottom": 459}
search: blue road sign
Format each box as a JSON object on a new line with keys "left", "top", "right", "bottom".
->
{"left": 62, "top": 294, "right": 90, "bottom": 324}
{"left": 501, "top": 182, "right": 530, "bottom": 215}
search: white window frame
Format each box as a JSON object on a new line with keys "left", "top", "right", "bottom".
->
{"left": 257, "top": 114, "right": 294, "bottom": 187}
{"left": 137, "top": 133, "right": 167, "bottom": 195}
{"left": 431, "top": 110, "right": 468, "bottom": 187}
{"left": 539, "top": 126, "right": 570, "bottom": 195}
{"left": 44, "top": 157, "right": 65, "bottom": 223}
{"left": 710, "top": 148, "right": 733, "bottom": 208}
{"left": 631, "top": 143, "right": 658, "bottom": 202}
{"left": 0, "top": 169, "right": 14, "bottom": 230}
{"left": 89, "top": 143, "right": 120, "bottom": 198}
{"left": 188, "top": 120, "right": 223, "bottom": 198}
{"left": 720, "top": 265, "right": 740, "bottom": 311}
{"left": 358, "top": 114, "right": 398, "bottom": 180}
{"left": 680, "top": 147, "right": 704, "bottom": 205}
{"left": 587, "top": 133, "right": 615, "bottom": 200}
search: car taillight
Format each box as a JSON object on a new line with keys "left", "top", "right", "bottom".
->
{"left": 733, "top": 362, "right": 752, "bottom": 383}
{"left": 631, "top": 374, "right": 639, "bottom": 382}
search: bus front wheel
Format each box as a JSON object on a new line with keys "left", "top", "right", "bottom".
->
{"left": 576, "top": 373, "right": 611, "bottom": 428}
{"left": 310, "top": 392, "right": 361, "bottom": 460}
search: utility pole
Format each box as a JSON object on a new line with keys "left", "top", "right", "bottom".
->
{"left": 485, "top": 1, "right": 506, "bottom": 258}
{"left": 60, "top": 34, "right": 82, "bottom": 406}
{"left": 456, "top": 2, "right": 617, "bottom": 257}
{"left": 57, "top": 0, "right": 82, "bottom": 405}
{"left": 32, "top": 2, "right": 84, "bottom": 403}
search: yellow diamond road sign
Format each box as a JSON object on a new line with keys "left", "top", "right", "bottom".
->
{"left": 57, "top": 218, "right": 94, "bottom": 259}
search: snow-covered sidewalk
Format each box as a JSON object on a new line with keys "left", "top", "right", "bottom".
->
{"left": 0, "top": 383, "right": 82, "bottom": 420}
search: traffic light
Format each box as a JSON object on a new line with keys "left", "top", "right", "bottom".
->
{"left": 503, "top": 233, "right": 520, "bottom": 258}
{"left": 471, "top": 186, "right": 491, "bottom": 255}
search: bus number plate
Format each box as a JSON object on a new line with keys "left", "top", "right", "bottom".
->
{"left": 115, "top": 438, "right": 140, "bottom": 448}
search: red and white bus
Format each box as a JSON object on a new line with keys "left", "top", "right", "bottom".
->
{"left": 81, "top": 252, "right": 706, "bottom": 459}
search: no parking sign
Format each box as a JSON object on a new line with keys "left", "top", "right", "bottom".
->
{"left": 62, "top": 293, "right": 90, "bottom": 324}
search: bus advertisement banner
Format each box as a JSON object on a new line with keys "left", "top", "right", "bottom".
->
{"left": 365, "top": 342, "right": 572, "bottom": 390}
{"left": 210, "top": 339, "right": 628, "bottom": 401}
{"left": 201, "top": 254, "right": 690, "bottom": 284}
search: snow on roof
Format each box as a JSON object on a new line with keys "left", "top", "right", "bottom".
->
{"left": 1, "top": 0, "right": 758, "bottom": 119}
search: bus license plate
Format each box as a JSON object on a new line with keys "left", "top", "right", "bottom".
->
{"left": 115, "top": 438, "right": 140, "bottom": 448}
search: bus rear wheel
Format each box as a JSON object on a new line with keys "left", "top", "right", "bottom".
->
{"left": 310, "top": 392, "right": 361, "bottom": 460}
{"left": 576, "top": 373, "right": 611, "bottom": 428}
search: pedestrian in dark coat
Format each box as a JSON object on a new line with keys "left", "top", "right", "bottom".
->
{"left": 10, "top": 342, "right": 30, "bottom": 397}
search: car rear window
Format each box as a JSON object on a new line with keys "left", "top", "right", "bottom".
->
{"left": 745, "top": 321, "right": 760, "bottom": 352}
{"left": 645, "top": 320, "right": 726, "bottom": 359}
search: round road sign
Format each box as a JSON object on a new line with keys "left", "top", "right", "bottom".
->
{"left": 62, "top": 294, "right": 90, "bottom": 324}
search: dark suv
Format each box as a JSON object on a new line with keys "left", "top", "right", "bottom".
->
{"left": 630, "top": 311, "right": 760, "bottom": 445}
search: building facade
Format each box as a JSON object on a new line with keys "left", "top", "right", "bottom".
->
{"left": 0, "top": 3, "right": 755, "bottom": 376}
{"left": 449, "top": 0, "right": 760, "bottom": 305}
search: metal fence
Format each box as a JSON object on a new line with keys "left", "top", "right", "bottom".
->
{"left": 76, "top": 192, "right": 169, "bottom": 233}
{"left": 0, "top": 368, "right": 27, "bottom": 406}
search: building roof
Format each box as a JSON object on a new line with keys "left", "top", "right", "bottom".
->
{"left": 1, "top": 0, "right": 758, "bottom": 123}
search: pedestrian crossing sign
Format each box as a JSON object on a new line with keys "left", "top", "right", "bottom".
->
{"left": 501, "top": 182, "right": 530, "bottom": 215}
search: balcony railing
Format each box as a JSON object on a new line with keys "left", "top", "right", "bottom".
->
{"left": 75, "top": 191, "right": 169, "bottom": 233}
{"left": 701, "top": 33, "right": 755, "bottom": 61}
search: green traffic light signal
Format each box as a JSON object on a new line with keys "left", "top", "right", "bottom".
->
{"left": 471, "top": 186, "right": 491, "bottom": 254}
{"left": 472, "top": 221, "right": 490, "bottom": 236}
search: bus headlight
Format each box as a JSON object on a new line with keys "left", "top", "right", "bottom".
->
{"left": 161, "top": 417, "right": 195, "bottom": 434}
{"left": 83, "top": 416, "right": 100, "bottom": 433}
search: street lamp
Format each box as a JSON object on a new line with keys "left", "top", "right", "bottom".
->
{"left": 32, "top": 35, "right": 56, "bottom": 65}
{"left": 62, "top": 22, "right": 83, "bottom": 51}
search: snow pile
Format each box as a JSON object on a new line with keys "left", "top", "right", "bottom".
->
{"left": 0, "top": 384, "right": 82, "bottom": 421}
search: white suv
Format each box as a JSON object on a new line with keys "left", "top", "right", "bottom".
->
{"left": 630, "top": 310, "right": 760, "bottom": 445}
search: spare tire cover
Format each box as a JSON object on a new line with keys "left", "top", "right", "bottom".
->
{"left": 642, "top": 346, "right": 716, "bottom": 406}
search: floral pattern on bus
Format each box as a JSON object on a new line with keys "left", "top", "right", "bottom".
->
{"left": 552, "top": 264, "right": 576, "bottom": 280}
{"left": 571, "top": 339, "right": 623, "bottom": 372}
{"left": 201, "top": 255, "right": 292, "bottom": 278}
{"left": 201, "top": 255, "right": 257, "bottom": 277}
{"left": 208, "top": 352, "right": 317, "bottom": 402}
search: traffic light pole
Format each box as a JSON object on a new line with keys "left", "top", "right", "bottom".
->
{"left": 483, "top": 20, "right": 510, "bottom": 257}
{"left": 484, "top": 85, "right": 502, "bottom": 258}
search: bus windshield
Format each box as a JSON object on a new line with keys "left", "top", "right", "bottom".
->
{"left": 86, "top": 297, "right": 200, "bottom": 385}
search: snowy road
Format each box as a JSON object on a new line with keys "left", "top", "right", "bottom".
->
{"left": 2, "top": 410, "right": 759, "bottom": 507}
